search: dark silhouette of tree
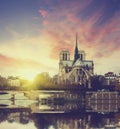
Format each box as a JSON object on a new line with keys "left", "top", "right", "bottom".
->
{"left": 33, "top": 72, "right": 53, "bottom": 90}
{"left": 91, "top": 75, "right": 105, "bottom": 90}
{"left": 0, "top": 75, "right": 8, "bottom": 90}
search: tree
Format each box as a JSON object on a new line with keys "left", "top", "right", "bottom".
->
{"left": 0, "top": 75, "right": 8, "bottom": 90}
{"left": 33, "top": 72, "right": 53, "bottom": 90}
{"left": 91, "top": 75, "right": 105, "bottom": 90}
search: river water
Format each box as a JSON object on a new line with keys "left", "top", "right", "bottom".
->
{"left": 0, "top": 91, "right": 120, "bottom": 129}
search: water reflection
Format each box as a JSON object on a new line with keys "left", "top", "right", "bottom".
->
{"left": 1, "top": 109, "right": 120, "bottom": 129}
{"left": 0, "top": 90, "right": 120, "bottom": 129}
{"left": 30, "top": 113, "right": 120, "bottom": 129}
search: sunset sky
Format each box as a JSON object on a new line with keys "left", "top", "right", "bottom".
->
{"left": 0, "top": 0, "right": 120, "bottom": 80}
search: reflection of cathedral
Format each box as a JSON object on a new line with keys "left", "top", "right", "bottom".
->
{"left": 58, "top": 35, "right": 94, "bottom": 87}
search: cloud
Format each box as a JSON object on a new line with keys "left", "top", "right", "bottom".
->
{"left": 0, "top": 0, "right": 120, "bottom": 77}
{"left": 0, "top": 48, "right": 57, "bottom": 78}
{"left": 38, "top": 9, "right": 48, "bottom": 18}
{"left": 36, "top": 0, "right": 120, "bottom": 74}
{"left": 40, "top": 8, "right": 120, "bottom": 60}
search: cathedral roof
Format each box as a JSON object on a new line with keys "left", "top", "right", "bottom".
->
{"left": 62, "top": 60, "right": 73, "bottom": 67}
{"left": 73, "top": 59, "right": 93, "bottom": 67}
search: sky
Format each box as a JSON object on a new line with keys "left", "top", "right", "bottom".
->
{"left": 0, "top": 0, "right": 120, "bottom": 80}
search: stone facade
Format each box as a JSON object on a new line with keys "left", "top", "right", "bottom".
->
{"left": 58, "top": 35, "right": 94, "bottom": 87}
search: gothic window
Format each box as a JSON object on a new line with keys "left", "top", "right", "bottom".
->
{"left": 66, "top": 68, "right": 68, "bottom": 73}
{"left": 68, "top": 68, "right": 71, "bottom": 73}
{"left": 81, "top": 54, "right": 83, "bottom": 60}
{"left": 76, "top": 69, "right": 79, "bottom": 74}
{"left": 65, "top": 53, "right": 67, "bottom": 60}
{"left": 78, "top": 76, "right": 80, "bottom": 81}
{"left": 86, "top": 64, "right": 89, "bottom": 70}
{"left": 71, "top": 76, "right": 75, "bottom": 82}
{"left": 79, "top": 69, "right": 82, "bottom": 74}
{"left": 63, "top": 54, "right": 65, "bottom": 60}
{"left": 65, "top": 69, "right": 67, "bottom": 73}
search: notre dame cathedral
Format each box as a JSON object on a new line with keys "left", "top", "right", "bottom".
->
{"left": 58, "top": 35, "right": 94, "bottom": 88}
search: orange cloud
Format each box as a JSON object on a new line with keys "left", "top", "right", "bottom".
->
{"left": 38, "top": 9, "right": 48, "bottom": 18}
{"left": 0, "top": 53, "right": 57, "bottom": 79}
{"left": 36, "top": 1, "right": 120, "bottom": 75}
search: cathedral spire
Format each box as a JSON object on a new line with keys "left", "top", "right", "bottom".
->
{"left": 76, "top": 33, "right": 78, "bottom": 48}
{"left": 74, "top": 33, "right": 79, "bottom": 61}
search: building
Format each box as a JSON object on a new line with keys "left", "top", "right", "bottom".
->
{"left": 103, "top": 72, "right": 120, "bottom": 90}
{"left": 7, "top": 76, "right": 20, "bottom": 87}
{"left": 104, "top": 72, "right": 117, "bottom": 85}
{"left": 58, "top": 35, "right": 94, "bottom": 88}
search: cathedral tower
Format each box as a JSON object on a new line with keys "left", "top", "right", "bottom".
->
{"left": 74, "top": 34, "right": 79, "bottom": 62}
{"left": 60, "top": 50, "right": 70, "bottom": 61}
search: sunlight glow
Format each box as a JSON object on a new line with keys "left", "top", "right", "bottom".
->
{"left": 18, "top": 69, "right": 38, "bottom": 81}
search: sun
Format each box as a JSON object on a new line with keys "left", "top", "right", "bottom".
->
{"left": 18, "top": 69, "right": 39, "bottom": 82}
{"left": 23, "top": 73, "right": 36, "bottom": 81}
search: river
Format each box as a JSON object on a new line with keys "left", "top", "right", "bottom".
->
{"left": 0, "top": 90, "right": 120, "bottom": 129}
